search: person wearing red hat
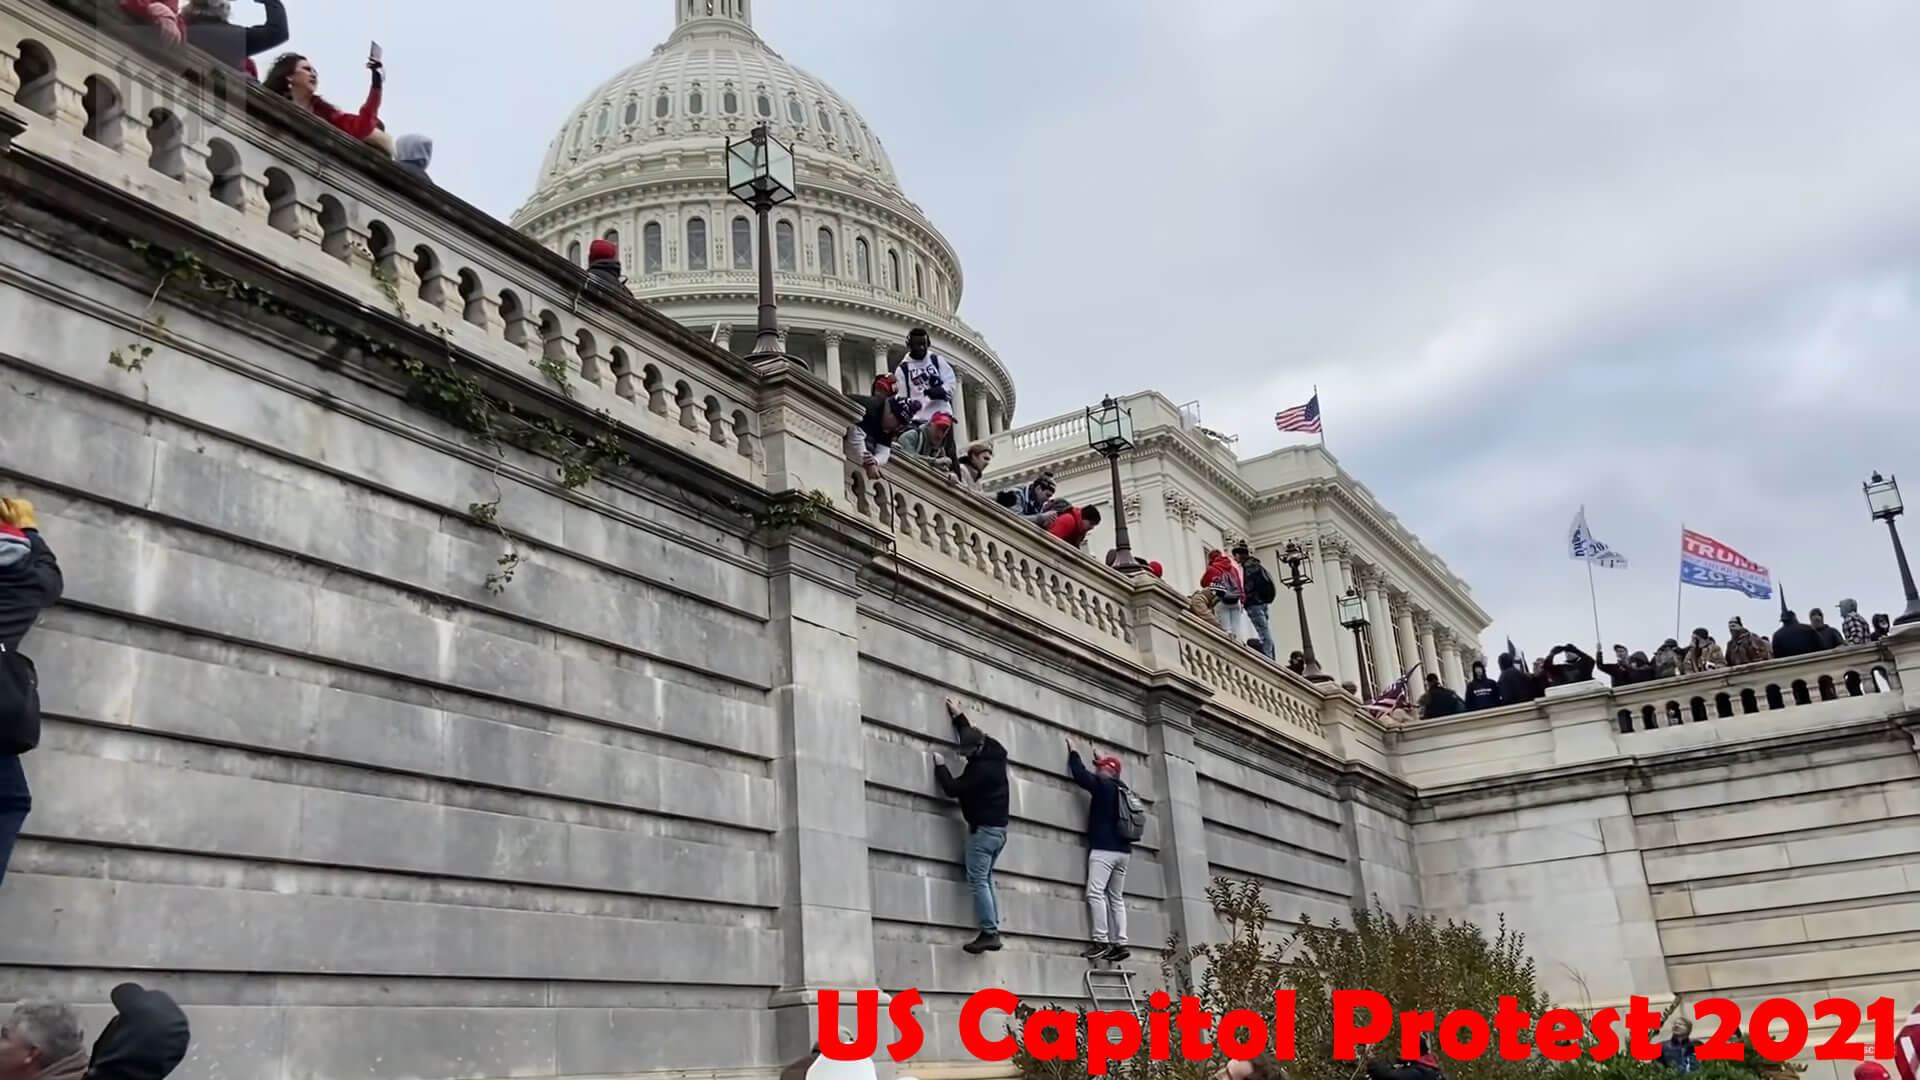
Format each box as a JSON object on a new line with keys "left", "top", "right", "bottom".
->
{"left": 586, "top": 239, "right": 625, "bottom": 289}
{"left": 1856, "top": 1063, "right": 1890, "bottom": 1080}
{"left": 894, "top": 412, "right": 962, "bottom": 481}
{"left": 1066, "top": 741, "right": 1135, "bottom": 961}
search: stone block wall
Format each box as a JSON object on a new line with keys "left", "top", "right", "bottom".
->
{"left": 1194, "top": 744, "right": 1360, "bottom": 931}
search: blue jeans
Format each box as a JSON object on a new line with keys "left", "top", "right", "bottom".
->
{"left": 0, "top": 754, "right": 29, "bottom": 887}
{"left": 1245, "top": 604, "right": 1275, "bottom": 659}
{"left": 965, "top": 826, "right": 1007, "bottom": 932}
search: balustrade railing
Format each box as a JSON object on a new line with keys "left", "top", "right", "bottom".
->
{"left": 1606, "top": 644, "right": 1898, "bottom": 733}
{"left": 0, "top": 0, "right": 761, "bottom": 484}
{"left": 1173, "top": 612, "right": 1327, "bottom": 743}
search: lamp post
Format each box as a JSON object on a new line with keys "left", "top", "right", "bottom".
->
{"left": 1278, "top": 540, "right": 1331, "bottom": 681}
{"left": 1864, "top": 472, "right": 1920, "bottom": 625}
{"left": 725, "top": 124, "right": 796, "bottom": 362}
{"left": 1085, "top": 396, "right": 1139, "bottom": 572}
{"left": 1338, "top": 588, "right": 1372, "bottom": 700}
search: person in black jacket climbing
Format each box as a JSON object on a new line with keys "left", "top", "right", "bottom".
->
{"left": 0, "top": 498, "right": 60, "bottom": 889}
{"left": 1066, "top": 742, "right": 1131, "bottom": 961}
{"left": 933, "top": 699, "right": 1008, "bottom": 954}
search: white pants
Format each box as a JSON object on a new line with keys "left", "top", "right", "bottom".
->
{"left": 1086, "top": 850, "right": 1130, "bottom": 944}
{"left": 1215, "top": 602, "right": 1249, "bottom": 641}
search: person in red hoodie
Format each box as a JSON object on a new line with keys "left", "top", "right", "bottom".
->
{"left": 120, "top": 0, "right": 184, "bottom": 44}
{"left": 1047, "top": 504, "right": 1100, "bottom": 550}
{"left": 1200, "top": 548, "right": 1249, "bottom": 641}
{"left": 265, "top": 51, "right": 384, "bottom": 142}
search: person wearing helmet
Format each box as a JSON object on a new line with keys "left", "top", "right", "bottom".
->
{"left": 1065, "top": 741, "right": 1132, "bottom": 962}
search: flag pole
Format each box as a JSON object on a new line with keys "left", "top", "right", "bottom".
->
{"left": 1315, "top": 384, "right": 1325, "bottom": 449}
{"left": 1585, "top": 557, "right": 1603, "bottom": 647}
{"left": 1673, "top": 523, "right": 1685, "bottom": 643}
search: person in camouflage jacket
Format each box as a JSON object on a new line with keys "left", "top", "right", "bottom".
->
{"left": 1725, "top": 616, "right": 1772, "bottom": 666}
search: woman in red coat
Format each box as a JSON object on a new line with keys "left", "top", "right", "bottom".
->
{"left": 1047, "top": 504, "right": 1101, "bottom": 549}
{"left": 264, "top": 52, "right": 384, "bottom": 142}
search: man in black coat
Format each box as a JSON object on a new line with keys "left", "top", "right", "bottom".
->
{"left": 1463, "top": 660, "right": 1501, "bottom": 710}
{"left": 0, "top": 498, "right": 61, "bottom": 888}
{"left": 1419, "top": 673, "right": 1464, "bottom": 718}
{"left": 932, "top": 699, "right": 1008, "bottom": 954}
{"left": 1771, "top": 608, "right": 1820, "bottom": 659}
{"left": 1494, "top": 652, "right": 1535, "bottom": 705}
{"left": 182, "top": 0, "right": 288, "bottom": 78}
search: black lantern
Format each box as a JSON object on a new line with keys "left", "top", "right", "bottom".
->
{"left": 1084, "top": 396, "right": 1139, "bottom": 571}
{"left": 725, "top": 125, "right": 797, "bottom": 361}
{"left": 1278, "top": 540, "right": 1329, "bottom": 681}
{"left": 1864, "top": 472, "right": 1920, "bottom": 625}
{"left": 1338, "top": 588, "right": 1372, "bottom": 699}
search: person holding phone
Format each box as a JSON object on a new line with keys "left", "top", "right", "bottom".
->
{"left": 264, "top": 48, "right": 384, "bottom": 145}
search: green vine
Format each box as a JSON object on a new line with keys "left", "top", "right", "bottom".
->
{"left": 747, "top": 489, "right": 835, "bottom": 537}
{"left": 535, "top": 348, "right": 576, "bottom": 399}
{"left": 116, "top": 235, "right": 643, "bottom": 591}
{"left": 107, "top": 239, "right": 187, "bottom": 371}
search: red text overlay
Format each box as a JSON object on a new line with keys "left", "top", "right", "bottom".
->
{"left": 816, "top": 991, "right": 1906, "bottom": 1076}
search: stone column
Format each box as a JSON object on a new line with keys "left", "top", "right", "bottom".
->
{"left": 1319, "top": 538, "right": 1358, "bottom": 684}
{"left": 1393, "top": 593, "right": 1419, "bottom": 676}
{"left": 763, "top": 521, "right": 887, "bottom": 1062}
{"left": 986, "top": 397, "right": 1003, "bottom": 435}
{"left": 822, "top": 330, "right": 844, "bottom": 395}
{"left": 1362, "top": 570, "right": 1396, "bottom": 691}
{"left": 949, "top": 369, "right": 969, "bottom": 445}
{"left": 1416, "top": 613, "right": 1441, "bottom": 689}
{"left": 1141, "top": 678, "right": 1221, "bottom": 972}
{"left": 1438, "top": 630, "right": 1465, "bottom": 690}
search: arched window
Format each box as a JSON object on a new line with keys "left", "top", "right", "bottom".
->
{"left": 913, "top": 263, "right": 923, "bottom": 298}
{"left": 844, "top": 115, "right": 862, "bottom": 153}
{"left": 775, "top": 221, "right": 795, "bottom": 271}
{"left": 624, "top": 99, "right": 638, "bottom": 125}
{"left": 787, "top": 97, "right": 805, "bottom": 125}
{"left": 723, "top": 88, "right": 738, "bottom": 114}
{"left": 643, "top": 222, "right": 663, "bottom": 273}
{"left": 816, "top": 104, "right": 833, "bottom": 134}
{"left": 605, "top": 229, "right": 620, "bottom": 246}
{"left": 731, "top": 216, "right": 752, "bottom": 269}
{"left": 567, "top": 240, "right": 582, "bottom": 265}
{"left": 688, "top": 87, "right": 704, "bottom": 114}
{"left": 888, "top": 250, "right": 901, "bottom": 292}
{"left": 655, "top": 92, "right": 671, "bottom": 118}
{"left": 817, "top": 227, "right": 837, "bottom": 276}
{"left": 570, "top": 119, "right": 585, "bottom": 148}
{"left": 595, "top": 106, "right": 611, "bottom": 134}
{"left": 686, "top": 217, "right": 708, "bottom": 270}
{"left": 756, "top": 91, "right": 772, "bottom": 118}
{"left": 855, "top": 238, "right": 872, "bottom": 283}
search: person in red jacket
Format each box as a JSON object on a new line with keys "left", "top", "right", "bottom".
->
{"left": 1200, "top": 548, "right": 1249, "bottom": 641}
{"left": 265, "top": 52, "right": 384, "bottom": 141}
{"left": 121, "top": 0, "right": 184, "bottom": 44}
{"left": 1047, "top": 504, "right": 1100, "bottom": 549}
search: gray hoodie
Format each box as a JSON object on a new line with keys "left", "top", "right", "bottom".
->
{"left": 394, "top": 134, "right": 433, "bottom": 181}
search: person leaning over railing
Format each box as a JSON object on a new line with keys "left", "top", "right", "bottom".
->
{"left": 845, "top": 395, "right": 914, "bottom": 480}
{"left": 264, "top": 51, "right": 389, "bottom": 154}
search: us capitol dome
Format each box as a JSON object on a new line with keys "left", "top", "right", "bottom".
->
{"left": 511, "top": 0, "right": 1016, "bottom": 440}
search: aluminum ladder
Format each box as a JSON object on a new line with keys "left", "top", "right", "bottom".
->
{"left": 1084, "top": 964, "right": 1139, "bottom": 1014}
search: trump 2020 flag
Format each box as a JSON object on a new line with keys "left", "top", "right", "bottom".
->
{"left": 1568, "top": 507, "right": 1628, "bottom": 568}
{"left": 1680, "top": 529, "right": 1773, "bottom": 600}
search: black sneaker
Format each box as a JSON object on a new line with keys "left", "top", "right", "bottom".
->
{"left": 963, "top": 932, "right": 1003, "bottom": 954}
{"left": 1080, "top": 943, "right": 1110, "bottom": 959}
{"left": 1105, "top": 944, "right": 1131, "bottom": 961}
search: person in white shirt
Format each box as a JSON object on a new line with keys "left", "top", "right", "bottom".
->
{"left": 890, "top": 327, "right": 958, "bottom": 425}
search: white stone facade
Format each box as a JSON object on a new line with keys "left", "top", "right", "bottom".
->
{"left": 510, "top": 0, "right": 1016, "bottom": 444}
{"left": 986, "top": 391, "right": 1491, "bottom": 691}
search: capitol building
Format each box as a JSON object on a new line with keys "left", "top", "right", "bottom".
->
{"left": 512, "top": 0, "right": 1494, "bottom": 682}
{"left": 511, "top": 0, "right": 1015, "bottom": 445}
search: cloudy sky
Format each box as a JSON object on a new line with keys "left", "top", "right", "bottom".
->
{"left": 282, "top": 0, "right": 1920, "bottom": 656}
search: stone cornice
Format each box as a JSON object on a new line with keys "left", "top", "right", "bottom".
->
{"left": 1265, "top": 480, "right": 1487, "bottom": 629}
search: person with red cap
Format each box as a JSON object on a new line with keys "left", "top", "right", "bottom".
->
{"left": 1066, "top": 740, "right": 1134, "bottom": 961}
{"left": 894, "top": 411, "right": 962, "bottom": 481}
{"left": 586, "top": 239, "right": 625, "bottom": 289}
{"left": 1855, "top": 1063, "right": 1890, "bottom": 1080}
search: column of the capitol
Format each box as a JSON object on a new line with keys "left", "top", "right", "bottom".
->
{"left": 1362, "top": 571, "right": 1397, "bottom": 691}
{"left": 1416, "top": 613, "right": 1441, "bottom": 689}
{"left": 1318, "top": 537, "right": 1358, "bottom": 684}
{"left": 1393, "top": 594, "right": 1420, "bottom": 675}
{"left": 1437, "top": 629, "right": 1465, "bottom": 690}
{"left": 822, "top": 330, "right": 844, "bottom": 395}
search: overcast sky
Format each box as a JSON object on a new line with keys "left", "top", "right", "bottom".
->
{"left": 282, "top": 1, "right": 1920, "bottom": 657}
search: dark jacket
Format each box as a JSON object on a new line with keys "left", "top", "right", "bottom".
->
{"left": 1811, "top": 624, "right": 1844, "bottom": 651}
{"left": 1657, "top": 1036, "right": 1698, "bottom": 1073}
{"left": 1463, "top": 676, "right": 1500, "bottom": 711}
{"left": 587, "top": 257, "right": 624, "bottom": 288}
{"left": 88, "top": 982, "right": 191, "bottom": 1080}
{"left": 933, "top": 714, "right": 1008, "bottom": 831}
{"left": 1771, "top": 618, "right": 1820, "bottom": 659}
{"left": 1495, "top": 666, "right": 1536, "bottom": 705}
{"left": 1240, "top": 558, "right": 1278, "bottom": 606}
{"left": 183, "top": 0, "right": 288, "bottom": 75}
{"left": 1421, "top": 686, "right": 1464, "bottom": 718}
{"left": 0, "top": 528, "right": 62, "bottom": 651}
{"left": 1067, "top": 750, "right": 1130, "bottom": 853}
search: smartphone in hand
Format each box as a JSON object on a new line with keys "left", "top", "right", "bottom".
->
{"left": 368, "top": 41, "right": 383, "bottom": 64}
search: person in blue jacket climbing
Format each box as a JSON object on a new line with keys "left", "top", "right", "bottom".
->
{"left": 1066, "top": 740, "right": 1133, "bottom": 961}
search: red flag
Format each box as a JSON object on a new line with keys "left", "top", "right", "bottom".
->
{"left": 1895, "top": 1003, "right": 1920, "bottom": 1080}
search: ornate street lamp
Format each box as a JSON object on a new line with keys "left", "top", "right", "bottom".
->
{"left": 1338, "top": 588, "right": 1372, "bottom": 700}
{"left": 1085, "top": 395, "right": 1139, "bottom": 572}
{"left": 1864, "top": 472, "right": 1920, "bottom": 625}
{"left": 1279, "top": 540, "right": 1331, "bottom": 681}
{"left": 726, "top": 124, "right": 796, "bottom": 361}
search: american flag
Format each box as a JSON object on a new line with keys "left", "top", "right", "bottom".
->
{"left": 1895, "top": 1002, "right": 1920, "bottom": 1080}
{"left": 1366, "top": 664, "right": 1420, "bottom": 714}
{"left": 1274, "top": 394, "right": 1322, "bottom": 434}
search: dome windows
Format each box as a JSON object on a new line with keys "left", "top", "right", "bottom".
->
{"left": 888, "top": 250, "right": 901, "bottom": 292}
{"left": 731, "top": 216, "right": 752, "bottom": 268}
{"left": 643, "top": 222, "right": 663, "bottom": 273}
{"left": 567, "top": 240, "right": 581, "bottom": 265}
{"left": 655, "top": 91, "right": 671, "bottom": 119}
{"left": 686, "top": 217, "right": 708, "bottom": 270}
{"left": 775, "top": 220, "right": 795, "bottom": 271}
{"left": 787, "top": 96, "right": 804, "bottom": 126}
{"left": 688, "top": 84, "right": 704, "bottom": 115}
{"left": 570, "top": 118, "right": 585, "bottom": 149}
{"left": 623, "top": 99, "right": 638, "bottom": 126}
{"left": 756, "top": 90, "right": 772, "bottom": 118}
{"left": 722, "top": 87, "right": 738, "bottom": 114}
{"left": 818, "top": 228, "right": 837, "bottom": 276}
{"left": 605, "top": 228, "right": 619, "bottom": 246}
{"left": 815, "top": 104, "right": 833, "bottom": 135}
{"left": 855, "top": 238, "right": 871, "bottom": 284}
{"left": 914, "top": 263, "right": 924, "bottom": 299}
{"left": 595, "top": 105, "right": 611, "bottom": 135}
